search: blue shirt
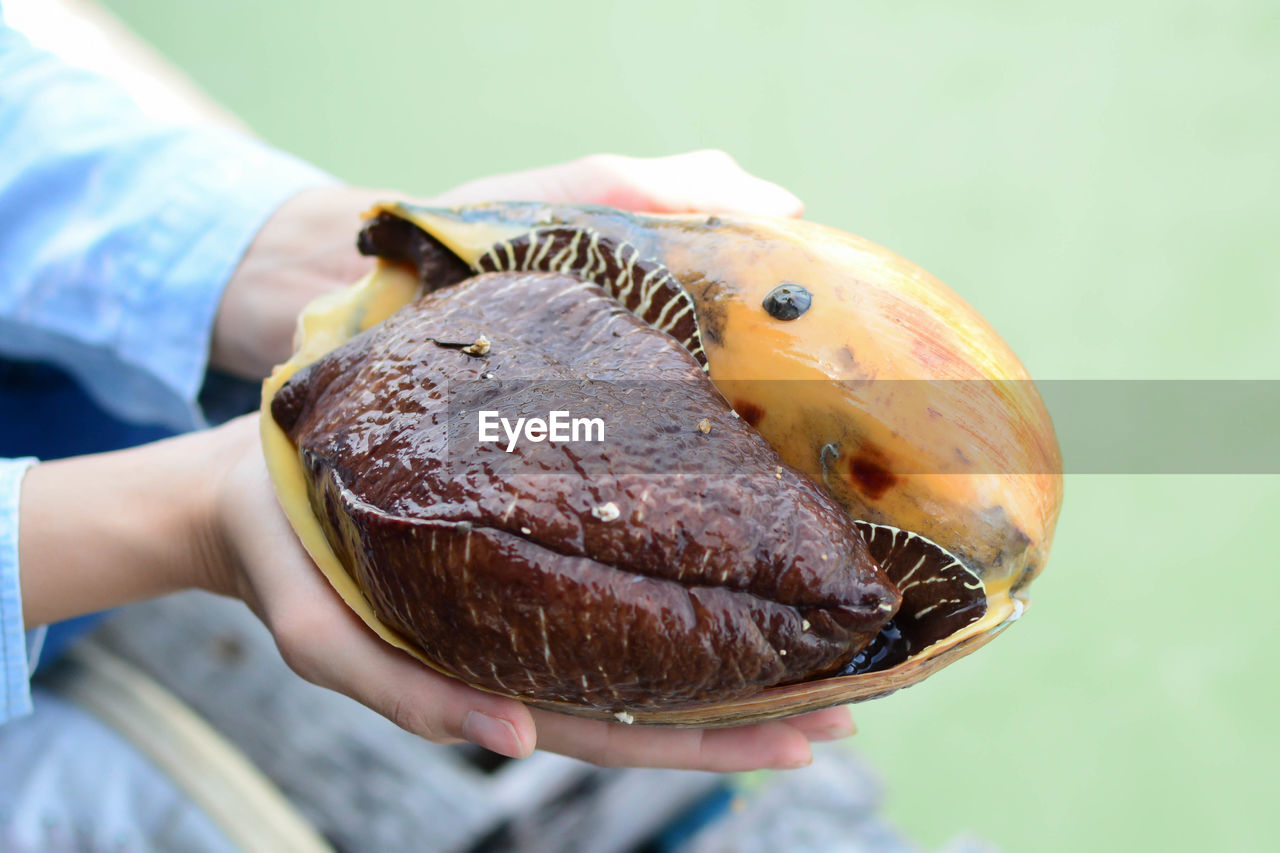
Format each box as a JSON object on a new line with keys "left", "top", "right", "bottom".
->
{"left": 0, "top": 13, "right": 333, "bottom": 724}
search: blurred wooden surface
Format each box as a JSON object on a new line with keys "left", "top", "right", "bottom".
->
{"left": 92, "top": 593, "right": 733, "bottom": 853}
{"left": 45, "top": 643, "right": 332, "bottom": 853}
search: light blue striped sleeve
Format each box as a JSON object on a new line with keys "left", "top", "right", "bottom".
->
{"left": 0, "top": 19, "right": 335, "bottom": 429}
{"left": 0, "top": 458, "right": 36, "bottom": 724}
{"left": 0, "top": 15, "right": 336, "bottom": 724}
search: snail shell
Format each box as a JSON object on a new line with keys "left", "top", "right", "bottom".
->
{"left": 260, "top": 202, "right": 1063, "bottom": 725}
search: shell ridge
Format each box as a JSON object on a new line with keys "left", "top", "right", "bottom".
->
{"left": 478, "top": 226, "right": 709, "bottom": 372}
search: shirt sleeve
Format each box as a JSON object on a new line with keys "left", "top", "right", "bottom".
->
{"left": 0, "top": 15, "right": 336, "bottom": 725}
{"left": 0, "top": 19, "right": 335, "bottom": 430}
{"left": 1, "top": 457, "right": 36, "bottom": 725}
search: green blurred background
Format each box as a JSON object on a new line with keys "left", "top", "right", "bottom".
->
{"left": 98, "top": 1, "right": 1280, "bottom": 849}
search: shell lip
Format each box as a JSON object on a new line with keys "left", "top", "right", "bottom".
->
{"left": 525, "top": 592, "right": 1026, "bottom": 727}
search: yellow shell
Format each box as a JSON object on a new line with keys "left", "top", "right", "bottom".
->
{"left": 261, "top": 202, "right": 1063, "bottom": 725}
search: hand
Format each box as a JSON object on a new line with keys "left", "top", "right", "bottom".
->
{"left": 205, "top": 417, "right": 853, "bottom": 770}
{"left": 25, "top": 151, "right": 833, "bottom": 771}
{"left": 211, "top": 150, "right": 804, "bottom": 382}
{"left": 19, "top": 384, "right": 848, "bottom": 769}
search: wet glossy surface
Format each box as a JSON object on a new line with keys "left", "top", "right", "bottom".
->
{"left": 273, "top": 271, "right": 901, "bottom": 710}
{"left": 841, "top": 619, "right": 908, "bottom": 675}
{"left": 762, "top": 283, "right": 813, "bottom": 321}
{"left": 377, "top": 202, "right": 1063, "bottom": 605}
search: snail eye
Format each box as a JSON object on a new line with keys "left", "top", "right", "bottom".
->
{"left": 762, "top": 284, "right": 812, "bottom": 321}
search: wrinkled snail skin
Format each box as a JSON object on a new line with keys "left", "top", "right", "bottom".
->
{"left": 364, "top": 202, "right": 1063, "bottom": 606}
{"left": 271, "top": 271, "right": 901, "bottom": 710}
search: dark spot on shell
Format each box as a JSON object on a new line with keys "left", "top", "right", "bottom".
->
{"left": 762, "top": 284, "right": 812, "bottom": 321}
{"left": 837, "top": 345, "right": 859, "bottom": 371}
{"left": 981, "top": 505, "right": 1034, "bottom": 589}
{"left": 850, "top": 453, "right": 898, "bottom": 500}
{"left": 705, "top": 215, "right": 722, "bottom": 227}
{"left": 734, "top": 399, "right": 765, "bottom": 428}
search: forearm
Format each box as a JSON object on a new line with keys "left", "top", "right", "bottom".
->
{"left": 17, "top": 429, "right": 235, "bottom": 628}
{"left": 209, "top": 185, "right": 385, "bottom": 381}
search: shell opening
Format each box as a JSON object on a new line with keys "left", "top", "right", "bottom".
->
{"left": 840, "top": 521, "right": 987, "bottom": 674}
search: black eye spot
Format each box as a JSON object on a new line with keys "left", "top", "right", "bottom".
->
{"left": 762, "top": 284, "right": 812, "bottom": 321}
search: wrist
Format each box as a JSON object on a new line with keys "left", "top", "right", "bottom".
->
{"left": 190, "top": 417, "right": 262, "bottom": 602}
{"left": 211, "top": 185, "right": 389, "bottom": 381}
{"left": 17, "top": 428, "right": 239, "bottom": 627}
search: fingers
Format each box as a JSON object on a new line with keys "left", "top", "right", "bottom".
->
{"left": 779, "top": 705, "right": 857, "bottom": 742}
{"left": 270, "top": 587, "right": 537, "bottom": 758}
{"left": 433, "top": 150, "right": 804, "bottom": 218}
{"left": 584, "top": 150, "right": 805, "bottom": 217}
{"left": 529, "top": 704, "right": 854, "bottom": 772}
{"left": 224, "top": 425, "right": 851, "bottom": 770}
{"left": 530, "top": 710, "right": 814, "bottom": 772}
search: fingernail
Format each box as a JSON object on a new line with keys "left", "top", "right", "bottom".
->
{"left": 776, "top": 749, "right": 813, "bottom": 770}
{"left": 462, "top": 711, "right": 524, "bottom": 758}
{"left": 809, "top": 720, "right": 856, "bottom": 742}
{"left": 752, "top": 183, "right": 804, "bottom": 217}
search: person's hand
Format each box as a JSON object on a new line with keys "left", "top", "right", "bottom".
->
{"left": 20, "top": 328, "right": 849, "bottom": 769}
{"left": 187, "top": 151, "right": 839, "bottom": 770}
{"left": 211, "top": 150, "right": 804, "bottom": 382}
{"left": 20, "top": 153, "right": 828, "bottom": 769}
{"left": 201, "top": 417, "right": 852, "bottom": 771}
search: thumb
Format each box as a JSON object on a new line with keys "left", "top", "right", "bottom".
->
{"left": 432, "top": 150, "right": 804, "bottom": 218}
